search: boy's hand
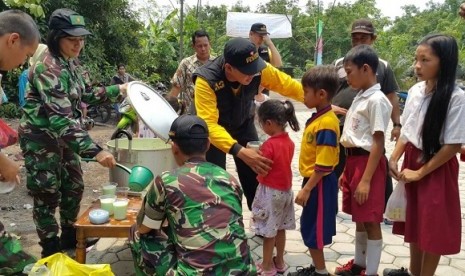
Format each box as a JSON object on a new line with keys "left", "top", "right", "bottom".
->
{"left": 354, "top": 180, "right": 370, "bottom": 205}
{"left": 338, "top": 175, "right": 344, "bottom": 191}
{"left": 295, "top": 189, "right": 311, "bottom": 207}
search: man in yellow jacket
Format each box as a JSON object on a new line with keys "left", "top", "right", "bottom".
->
{"left": 193, "top": 37, "right": 304, "bottom": 209}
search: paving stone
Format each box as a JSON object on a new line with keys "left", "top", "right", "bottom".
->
{"left": 336, "top": 223, "right": 349, "bottom": 233}
{"left": 435, "top": 264, "right": 465, "bottom": 276}
{"left": 116, "top": 247, "right": 133, "bottom": 261}
{"left": 110, "top": 260, "right": 136, "bottom": 275}
{"left": 100, "top": 252, "right": 119, "bottom": 264}
{"left": 380, "top": 251, "right": 395, "bottom": 264}
{"left": 392, "top": 257, "right": 410, "bottom": 268}
{"left": 108, "top": 238, "right": 128, "bottom": 253}
{"left": 247, "top": 238, "right": 259, "bottom": 251}
{"left": 451, "top": 259, "right": 465, "bottom": 271}
{"left": 382, "top": 233, "right": 404, "bottom": 245}
{"left": 323, "top": 247, "right": 340, "bottom": 262}
{"left": 336, "top": 254, "right": 355, "bottom": 265}
{"left": 447, "top": 250, "right": 465, "bottom": 260}
{"left": 95, "top": 237, "right": 117, "bottom": 251}
{"left": 330, "top": 242, "right": 354, "bottom": 256}
{"left": 284, "top": 252, "right": 312, "bottom": 266}
{"left": 384, "top": 245, "right": 410, "bottom": 257}
{"left": 287, "top": 230, "right": 302, "bottom": 240}
{"left": 332, "top": 232, "right": 353, "bottom": 243}
{"left": 285, "top": 240, "right": 308, "bottom": 253}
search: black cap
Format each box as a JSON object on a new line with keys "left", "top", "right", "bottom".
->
{"left": 351, "top": 19, "right": 375, "bottom": 34}
{"left": 48, "top": 9, "right": 91, "bottom": 36}
{"left": 250, "top": 23, "right": 270, "bottom": 35}
{"left": 224, "top": 38, "right": 266, "bottom": 75}
{"left": 168, "top": 115, "right": 209, "bottom": 140}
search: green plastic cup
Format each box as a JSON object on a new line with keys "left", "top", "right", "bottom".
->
{"left": 128, "top": 165, "right": 154, "bottom": 192}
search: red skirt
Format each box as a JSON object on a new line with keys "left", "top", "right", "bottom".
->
{"left": 392, "top": 143, "right": 461, "bottom": 255}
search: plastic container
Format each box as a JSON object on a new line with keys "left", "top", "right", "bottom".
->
{"left": 0, "top": 181, "right": 16, "bottom": 194}
{"left": 89, "top": 209, "right": 110, "bottom": 225}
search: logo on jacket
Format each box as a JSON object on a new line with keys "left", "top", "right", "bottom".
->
{"left": 214, "top": 81, "right": 225, "bottom": 91}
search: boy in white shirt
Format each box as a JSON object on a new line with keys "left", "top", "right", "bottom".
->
{"left": 335, "top": 44, "right": 392, "bottom": 276}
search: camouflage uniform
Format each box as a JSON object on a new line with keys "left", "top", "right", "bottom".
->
{"left": 18, "top": 50, "right": 121, "bottom": 247}
{"left": 129, "top": 158, "right": 256, "bottom": 275}
{"left": 171, "top": 54, "right": 215, "bottom": 114}
{"left": 0, "top": 221, "right": 37, "bottom": 275}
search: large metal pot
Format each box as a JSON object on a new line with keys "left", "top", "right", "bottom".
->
{"left": 106, "top": 137, "right": 176, "bottom": 187}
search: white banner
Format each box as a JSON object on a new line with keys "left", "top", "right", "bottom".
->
{"left": 226, "top": 12, "right": 293, "bottom": 38}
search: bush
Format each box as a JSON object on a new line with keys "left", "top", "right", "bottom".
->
{"left": 0, "top": 103, "right": 21, "bottom": 118}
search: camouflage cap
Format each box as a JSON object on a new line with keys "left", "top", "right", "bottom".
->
{"left": 48, "top": 8, "right": 91, "bottom": 36}
{"left": 168, "top": 115, "right": 209, "bottom": 140}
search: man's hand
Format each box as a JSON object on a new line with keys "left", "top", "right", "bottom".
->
{"left": 96, "top": 150, "right": 116, "bottom": 168}
{"left": 0, "top": 153, "right": 20, "bottom": 183}
{"left": 119, "top": 83, "right": 129, "bottom": 97}
{"left": 332, "top": 105, "right": 348, "bottom": 115}
{"left": 237, "top": 147, "right": 272, "bottom": 176}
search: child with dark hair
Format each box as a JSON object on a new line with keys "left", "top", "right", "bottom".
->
{"left": 290, "top": 65, "right": 340, "bottom": 276}
{"left": 334, "top": 45, "right": 392, "bottom": 276}
{"left": 251, "top": 99, "right": 299, "bottom": 275}
{"left": 384, "top": 34, "right": 465, "bottom": 276}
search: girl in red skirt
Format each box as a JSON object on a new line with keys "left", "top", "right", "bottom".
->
{"left": 384, "top": 34, "right": 465, "bottom": 276}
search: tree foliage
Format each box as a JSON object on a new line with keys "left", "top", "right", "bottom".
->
{"left": 1, "top": 0, "right": 465, "bottom": 107}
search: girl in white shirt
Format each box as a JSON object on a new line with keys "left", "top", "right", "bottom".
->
{"left": 385, "top": 34, "right": 465, "bottom": 276}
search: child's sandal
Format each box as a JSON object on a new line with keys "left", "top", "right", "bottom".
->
{"left": 272, "top": 256, "right": 289, "bottom": 274}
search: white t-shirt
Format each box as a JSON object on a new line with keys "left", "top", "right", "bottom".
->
{"left": 400, "top": 81, "right": 465, "bottom": 149}
{"left": 340, "top": 83, "right": 393, "bottom": 151}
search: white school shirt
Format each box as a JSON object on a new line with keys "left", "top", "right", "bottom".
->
{"left": 400, "top": 81, "right": 465, "bottom": 149}
{"left": 340, "top": 83, "right": 393, "bottom": 152}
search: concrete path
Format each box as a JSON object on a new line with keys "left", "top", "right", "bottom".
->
{"left": 86, "top": 100, "right": 465, "bottom": 276}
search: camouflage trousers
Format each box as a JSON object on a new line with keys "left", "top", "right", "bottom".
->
{"left": 0, "top": 221, "right": 37, "bottom": 275}
{"left": 19, "top": 137, "right": 84, "bottom": 242}
{"left": 129, "top": 224, "right": 176, "bottom": 275}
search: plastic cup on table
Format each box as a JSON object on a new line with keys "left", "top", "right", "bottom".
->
{"left": 102, "top": 182, "right": 117, "bottom": 196}
{"left": 116, "top": 187, "right": 130, "bottom": 199}
{"left": 99, "top": 195, "right": 116, "bottom": 215}
{"left": 113, "top": 198, "right": 129, "bottom": 220}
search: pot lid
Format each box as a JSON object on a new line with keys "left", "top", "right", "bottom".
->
{"left": 127, "top": 81, "right": 178, "bottom": 141}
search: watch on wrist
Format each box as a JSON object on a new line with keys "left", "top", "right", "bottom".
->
{"left": 393, "top": 123, "right": 402, "bottom": 128}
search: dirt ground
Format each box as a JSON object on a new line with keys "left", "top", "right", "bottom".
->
{"left": 0, "top": 117, "right": 118, "bottom": 259}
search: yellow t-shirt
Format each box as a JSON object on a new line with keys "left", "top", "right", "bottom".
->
{"left": 299, "top": 106, "right": 340, "bottom": 177}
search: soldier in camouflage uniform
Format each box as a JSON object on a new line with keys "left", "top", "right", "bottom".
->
{"left": 129, "top": 115, "right": 256, "bottom": 275}
{"left": 0, "top": 10, "right": 40, "bottom": 275}
{"left": 18, "top": 8, "right": 125, "bottom": 257}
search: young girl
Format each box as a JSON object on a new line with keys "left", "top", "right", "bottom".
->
{"left": 384, "top": 34, "right": 465, "bottom": 276}
{"left": 252, "top": 99, "right": 300, "bottom": 275}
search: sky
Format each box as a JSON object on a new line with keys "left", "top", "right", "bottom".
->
{"left": 145, "top": 0, "right": 443, "bottom": 19}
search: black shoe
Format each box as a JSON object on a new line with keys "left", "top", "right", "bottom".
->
{"left": 383, "top": 267, "right": 409, "bottom": 276}
{"left": 288, "top": 265, "right": 322, "bottom": 276}
{"left": 384, "top": 218, "right": 393, "bottom": 225}
{"left": 40, "top": 237, "right": 61, "bottom": 258}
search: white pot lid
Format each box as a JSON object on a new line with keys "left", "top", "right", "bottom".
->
{"left": 127, "top": 81, "right": 178, "bottom": 141}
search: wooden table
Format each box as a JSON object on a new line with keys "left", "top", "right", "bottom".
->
{"left": 74, "top": 196, "right": 142, "bottom": 263}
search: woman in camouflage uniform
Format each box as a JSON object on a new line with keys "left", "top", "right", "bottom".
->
{"left": 18, "top": 8, "right": 126, "bottom": 257}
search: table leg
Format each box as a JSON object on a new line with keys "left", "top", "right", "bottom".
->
{"left": 75, "top": 228, "right": 86, "bottom": 263}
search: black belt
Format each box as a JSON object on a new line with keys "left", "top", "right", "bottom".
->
{"left": 345, "top": 147, "right": 370, "bottom": 156}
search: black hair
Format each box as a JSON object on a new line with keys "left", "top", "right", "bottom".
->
{"left": 257, "top": 99, "right": 300, "bottom": 132}
{"left": 46, "top": 29, "right": 69, "bottom": 57}
{"left": 117, "top": 63, "right": 125, "bottom": 70}
{"left": 163, "top": 94, "right": 186, "bottom": 115}
{"left": 173, "top": 128, "right": 209, "bottom": 155}
{"left": 301, "top": 65, "right": 339, "bottom": 100}
{"left": 0, "top": 10, "right": 40, "bottom": 46}
{"left": 343, "top": 44, "right": 379, "bottom": 73}
{"left": 191, "top": 30, "right": 209, "bottom": 45}
{"left": 419, "top": 34, "right": 458, "bottom": 161}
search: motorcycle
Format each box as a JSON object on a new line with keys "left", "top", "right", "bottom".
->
{"left": 111, "top": 82, "right": 184, "bottom": 139}
{"left": 87, "top": 103, "right": 113, "bottom": 124}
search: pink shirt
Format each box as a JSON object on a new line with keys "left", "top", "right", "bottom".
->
{"left": 257, "top": 132, "right": 294, "bottom": 191}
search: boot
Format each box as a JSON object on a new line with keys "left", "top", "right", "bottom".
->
{"left": 60, "top": 226, "right": 99, "bottom": 250}
{"left": 39, "top": 237, "right": 61, "bottom": 258}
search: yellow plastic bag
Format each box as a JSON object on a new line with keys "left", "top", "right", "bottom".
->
{"left": 31, "top": 253, "right": 114, "bottom": 276}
